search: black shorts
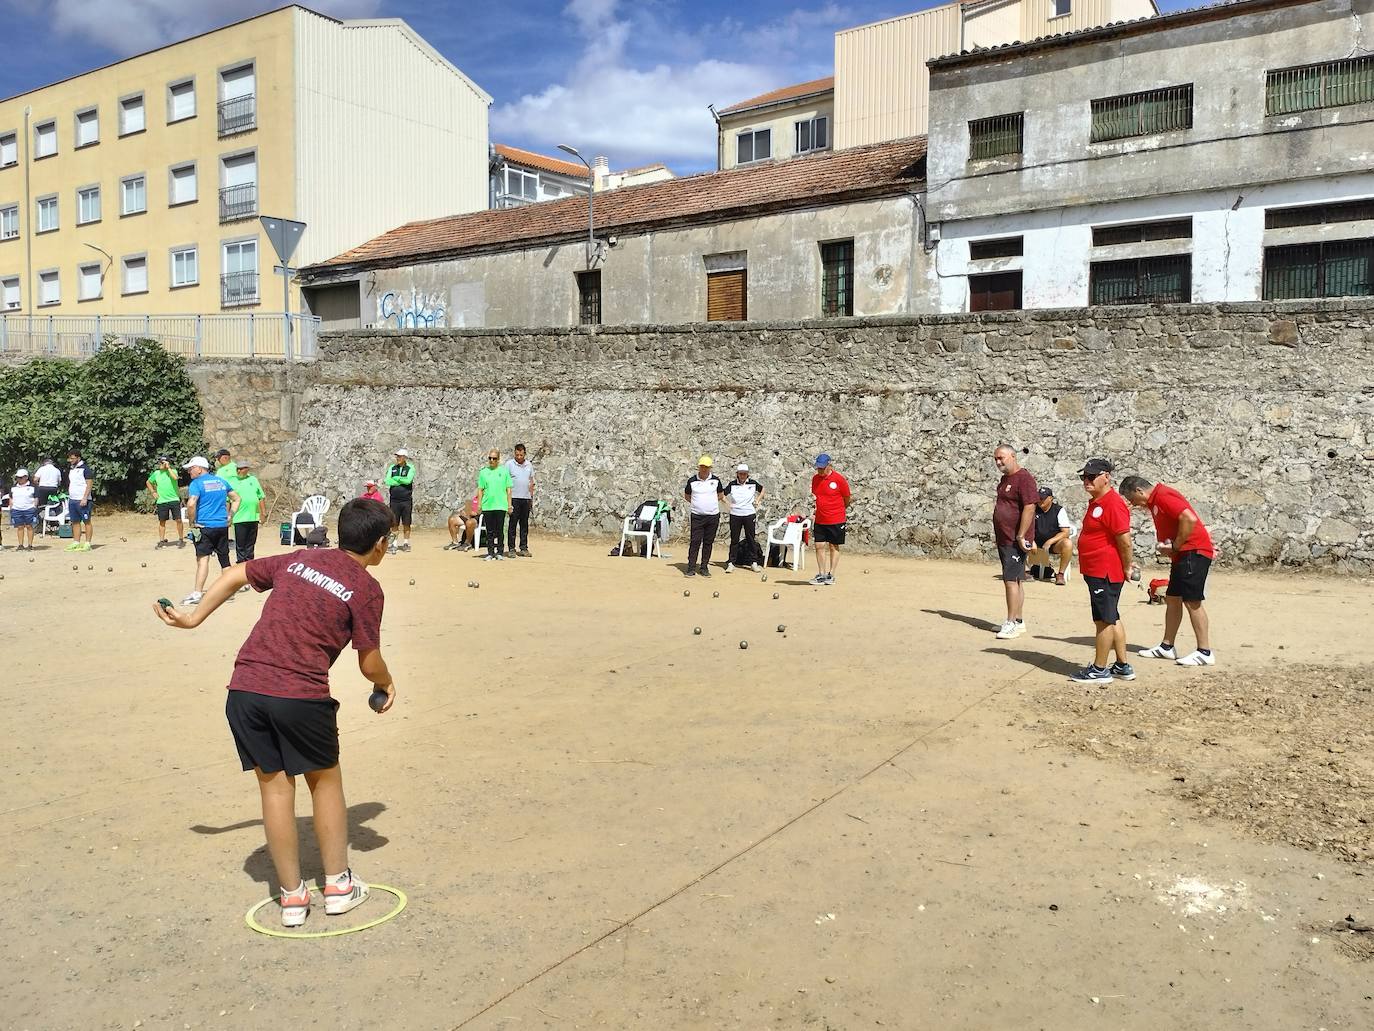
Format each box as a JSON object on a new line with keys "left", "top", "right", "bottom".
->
{"left": 1167, "top": 551, "right": 1212, "bottom": 602}
{"left": 194, "top": 526, "right": 231, "bottom": 567}
{"left": 997, "top": 543, "right": 1026, "bottom": 581}
{"left": 1085, "top": 576, "right": 1123, "bottom": 624}
{"left": 226, "top": 690, "right": 340, "bottom": 775}
{"left": 389, "top": 496, "right": 413, "bottom": 527}
{"left": 155, "top": 501, "right": 180, "bottom": 521}
{"left": 814, "top": 522, "right": 846, "bottom": 545}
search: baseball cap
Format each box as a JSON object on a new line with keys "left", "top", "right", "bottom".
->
{"left": 183, "top": 456, "right": 209, "bottom": 470}
{"left": 815, "top": 453, "right": 831, "bottom": 468}
{"left": 395, "top": 448, "right": 409, "bottom": 457}
{"left": 236, "top": 459, "right": 252, "bottom": 469}
{"left": 1077, "top": 457, "right": 1113, "bottom": 477}
{"left": 366, "top": 478, "right": 378, "bottom": 486}
{"left": 1038, "top": 486, "right": 1054, "bottom": 498}
{"left": 15, "top": 468, "right": 28, "bottom": 477}
{"left": 698, "top": 455, "right": 713, "bottom": 467}
{"left": 214, "top": 448, "right": 231, "bottom": 458}
{"left": 736, "top": 463, "right": 749, "bottom": 472}
{"left": 156, "top": 454, "right": 171, "bottom": 462}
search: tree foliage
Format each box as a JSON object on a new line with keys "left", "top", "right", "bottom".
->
{"left": 0, "top": 340, "right": 204, "bottom": 501}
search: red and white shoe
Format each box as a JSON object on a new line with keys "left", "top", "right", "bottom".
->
{"left": 324, "top": 869, "right": 370, "bottom": 915}
{"left": 280, "top": 881, "right": 311, "bottom": 927}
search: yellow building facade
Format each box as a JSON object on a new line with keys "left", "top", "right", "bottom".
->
{"left": 0, "top": 5, "right": 489, "bottom": 323}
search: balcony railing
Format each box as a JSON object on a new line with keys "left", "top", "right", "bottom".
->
{"left": 218, "top": 94, "right": 256, "bottom": 136}
{"left": 219, "top": 183, "right": 258, "bottom": 223}
{"left": 221, "top": 271, "right": 259, "bottom": 308}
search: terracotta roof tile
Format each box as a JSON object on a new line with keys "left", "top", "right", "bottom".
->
{"left": 493, "top": 143, "right": 591, "bottom": 179}
{"left": 719, "top": 76, "right": 834, "bottom": 116}
{"left": 306, "top": 136, "right": 926, "bottom": 275}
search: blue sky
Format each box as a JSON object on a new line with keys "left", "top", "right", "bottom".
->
{"left": 0, "top": 0, "right": 1191, "bottom": 175}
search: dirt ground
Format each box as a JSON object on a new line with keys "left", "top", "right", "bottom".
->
{"left": 2, "top": 513, "right": 1373, "bottom": 1031}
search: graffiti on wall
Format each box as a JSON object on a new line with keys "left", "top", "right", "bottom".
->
{"left": 379, "top": 289, "right": 447, "bottom": 329}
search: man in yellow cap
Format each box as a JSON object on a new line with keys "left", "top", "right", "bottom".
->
{"left": 682, "top": 455, "right": 725, "bottom": 577}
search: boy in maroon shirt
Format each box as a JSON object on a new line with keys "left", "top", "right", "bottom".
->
{"left": 154, "top": 498, "right": 398, "bottom": 927}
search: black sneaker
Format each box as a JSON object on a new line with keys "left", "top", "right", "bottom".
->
{"left": 699, "top": 566, "right": 711, "bottom": 577}
{"left": 519, "top": 549, "right": 531, "bottom": 558}
{"left": 685, "top": 568, "right": 696, "bottom": 577}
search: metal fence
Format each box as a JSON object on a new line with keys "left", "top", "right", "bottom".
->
{"left": 218, "top": 95, "right": 257, "bottom": 136}
{"left": 0, "top": 312, "right": 319, "bottom": 360}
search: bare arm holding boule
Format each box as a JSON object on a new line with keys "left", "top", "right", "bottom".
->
{"left": 153, "top": 563, "right": 250, "bottom": 628}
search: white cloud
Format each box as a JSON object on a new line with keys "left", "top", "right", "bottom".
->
{"left": 20, "top": 0, "right": 383, "bottom": 55}
{"left": 491, "top": 1, "right": 840, "bottom": 170}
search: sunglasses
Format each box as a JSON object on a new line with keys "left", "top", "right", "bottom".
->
{"left": 488, "top": 456, "right": 499, "bottom": 461}
{"left": 1081, "top": 473, "right": 1102, "bottom": 482}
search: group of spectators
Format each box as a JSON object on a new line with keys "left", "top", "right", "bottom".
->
{"left": 991, "top": 445, "right": 1215, "bottom": 682}
{"left": 0, "top": 452, "right": 92, "bottom": 552}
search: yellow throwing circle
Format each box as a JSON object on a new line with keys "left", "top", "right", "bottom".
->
{"left": 244, "top": 883, "right": 407, "bottom": 939}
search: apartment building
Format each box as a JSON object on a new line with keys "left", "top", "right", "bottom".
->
{"left": 490, "top": 144, "right": 591, "bottom": 208}
{"left": 714, "top": 77, "right": 835, "bottom": 170}
{"left": 0, "top": 5, "right": 489, "bottom": 319}
{"left": 925, "top": 0, "right": 1374, "bottom": 311}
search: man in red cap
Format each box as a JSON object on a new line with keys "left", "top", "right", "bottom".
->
{"left": 1120, "top": 475, "right": 1215, "bottom": 667}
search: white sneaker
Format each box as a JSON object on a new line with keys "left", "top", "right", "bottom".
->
{"left": 324, "top": 870, "right": 369, "bottom": 915}
{"left": 281, "top": 881, "right": 311, "bottom": 928}
{"left": 994, "top": 620, "right": 1025, "bottom": 640}
{"left": 751, "top": 563, "right": 763, "bottom": 572}
{"left": 1177, "top": 650, "right": 1215, "bottom": 666}
{"left": 1139, "top": 644, "right": 1177, "bottom": 660}
{"left": 725, "top": 563, "right": 734, "bottom": 572}
{"left": 181, "top": 591, "right": 203, "bottom": 606}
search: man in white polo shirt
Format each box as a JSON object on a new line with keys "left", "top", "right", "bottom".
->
{"left": 683, "top": 455, "right": 724, "bottom": 578}
{"left": 723, "top": 463, "right": 765, "bottom": 572}
{"left": 65, "top": 449, "right": 95, "bottom": 552}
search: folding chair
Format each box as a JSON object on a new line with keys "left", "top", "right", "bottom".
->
{"left": 766, "top": 516, "right": 811, "bottom": 572}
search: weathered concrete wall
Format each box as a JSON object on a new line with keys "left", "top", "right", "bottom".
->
{"left": 186, "top": 359, "right": 305, "bottom": 484}
{"left": 286, "top": 300, "right": 1374, "bottom": 571}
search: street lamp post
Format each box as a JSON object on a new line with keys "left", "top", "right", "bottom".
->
{"left": 557, "top": 144, "right": 596, "bottom": 269}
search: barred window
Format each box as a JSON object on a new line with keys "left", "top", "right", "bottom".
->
{"left": 968, "top": 113, "right": 1023, "bottom": 160}
{"left": 1265, "top": 198, "right": 1374, "bottom": 229}
{"left": 1092, "top": 218, "right": 1192, "bottom": 247}
{"left": 820, "top": 240, "right": 853, "bottom": 317}
{"left": 1266, "top": 56, "right": 1374, "bottom": 116}
{"left": 968, "top": 236, "right": 1023, "bottom": 260}
{"left": 1090, "top": 84, "right": 1192, "bottom": 142}
{"left": 576, "top": 269, "right": 602, "bottom": 325}
{"left": 1090, "top": 255, "right": 1192, "bottom": 305}
{"left": 1263, "top": 239, "right": 1373, "bottom": 300}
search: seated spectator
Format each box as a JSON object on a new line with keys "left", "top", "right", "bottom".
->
{"left": 445, "top": 492, "right": 480, "bottom": 551}
{"left": 360, "top": 479, "right": 384, "bottom": 503}
{"left": 1027, "top": 486, "right": 1074, "bottom": 585}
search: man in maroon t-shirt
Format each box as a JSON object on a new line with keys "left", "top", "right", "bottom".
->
{"left": 154, "top": 498, "right": 399, "bottom": 929}
{"left": 991, "top": 444, "right": 1038, "bottom": 639}
{"left": 1120, "top": 475, "right": 1216, "bottom": 667}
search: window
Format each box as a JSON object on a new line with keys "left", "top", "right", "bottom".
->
{"left": 122, "top": 254, "right": 148, "bottom": 295}
{"left": 795, "top": 116, "right": 829, "bottom": 154}
{"left": 0, "top": 132, "right": 15, "bottom": 167}
{"left": 1053, "top": 0, "right": 1072, "bottom": 15}
{"left": 576, "top": 270, "right": 602, "bottom": 325}
{"left": 1090, "top": 84, "right": 1193, "bottom": 142}
{"left": 78, "top": 262, "right": 102, "bottom": 301}
{"left": 219, "top": 151, "right": 258, "bottom": 222}
{"left": 218, "top": 63, "right": 257, "bottom": 136}
{"left": 36, "top": 195, "right": 57, "bottom": 233}
{"left": 119, "top": 93, "right": 145, "bottom": 136}
{"left": 75, "top": 107, "right": 99, "bottom": 148}
{"left": 969, "top": 271, "right": 1024, "bottom": 311}
{"left": 820, "top": 240, "right": 854, "bottom": 317}
{"left": 1266, "top": 55, "right": 1374, "bottom": 116}
{"left": 968, "top": 236, "right": 1024, "bottom": 260}
{"left": 0, "top": 204, "right": 17, "bottom": 240}
{"left": 38, "top": 269, "right": 59, "bottom": 306}
{"left": 505, "top": 167, "right": 537, "bottom": 201}
{"left": 77, "top": 185, "right": 101, "bottom": 225}
{"left": 169, "top": 162, "right": 198, "bottom": 205}
{"left": 168, "top": 78, "right": 196, "bottom": 122}
{"left": 1265, "top": 198, "right": 1374, "bottom": 229}
{"left": 1264, "top": 239, "right": 1373, "bottom": 299}
{"left": 736, "top": 128, "right": 771, "bottom": 165}
{"left": 968, "top": 113, "right": 1024, "bottom": 159}
{"left": 171, "top": 245, "right": 198, "bottom": 288}
{"left": 121, "top": 175, "right": 147, "bottom": 216}
{"left": 1, "top": 276, "right": 18, "bottom": 310}
{"left": 1090, "top": 255, "right": 1192, "bottom": 304}
{"left": 34, "top": 120, "right": 56, "bottom": 158}
{"left": 1092, "top": 218, "right": 1192, "bottom": 246}
{"left": 221, "top": 239, "right": 258, "bottom": 306}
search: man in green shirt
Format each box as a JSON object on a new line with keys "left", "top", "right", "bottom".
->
{"left": 476, "top": 448, "right": 513, "bottom": 560}
{"left": 146, "top": 455, "right": 185, "bottom": 549}
{"left": 231, "top": 458, "right": 266, "bottom": 564}
{"left": 385, "top": 449, "right": 415, "bottom": 553}
{"left": 214, "top": 448, "right": 236, "bottom": 484}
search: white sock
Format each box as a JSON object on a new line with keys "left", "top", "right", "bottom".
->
{"left": 282, "top": 879, "right": 307, "bottom": 899}
{"left": 325, "top": 869, "right": 350, "bottom": 887}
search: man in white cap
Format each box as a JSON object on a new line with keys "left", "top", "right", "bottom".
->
{"left": 182, "top": 456, "right": 240, "bottom": 606}
{"left": 723, "top": 463, "right": 764, "bottom": 572}
{"left": 385, "top": 449, "right": 415, "bottom": 552}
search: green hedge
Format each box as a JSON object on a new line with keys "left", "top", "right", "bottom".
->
{"left": 0, "top": 339, "right": 204, "bottom": 502}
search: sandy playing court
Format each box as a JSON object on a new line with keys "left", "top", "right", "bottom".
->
{"left": 2, "top": 513, "right": 1372, "bottom": 1031}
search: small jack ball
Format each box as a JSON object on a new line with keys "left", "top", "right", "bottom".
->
{"left": 368, "top": 689, "right": 389, "bottom": 712}
{"left": 683, "top": 590, "right": 690, "bottom": 597}
{"left": 777, "top": 624, "right": 786, "bottom": 633}
{"left": 88, "top": 565, "right": 94, "bottom": 571}
{"left": 772, "top": 592, "right": 780, "bottom": 600}
{"left": 693, "top": 627, "right": 702, "bottom": 635}
{"left": 739, "top": 640, "right": 749, "bottom": 650}
{"left": 409, "top": 579, "right": 416, "bottom": 586}
{"left": 141, "top": 562, "right": 147, "bottom": 568}
{"left": 712, "top": 591, "right": 719, "bottom": 598}
{"left": 107, "top": 567, "right": 113, "bottom": 572}
{"left": 72, "top": 565, "right": 78, "bottom": 571}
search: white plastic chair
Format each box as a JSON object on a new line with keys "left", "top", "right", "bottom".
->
{"left": 619, "top": 503, "right": 664, "bottom": 559}
{"left": 766, "top": 517, "right": 811, "bottom": 572}
{"left": 40, "top": 499, "right": 69, "bottom": 537}
{"left": 289, "top": 495, "right": 330, "bottom": 543}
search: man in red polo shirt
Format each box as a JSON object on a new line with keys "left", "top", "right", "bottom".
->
{"left": 809, "top": 453, "right": 850, "bottom": 586}
{"left": 1120, "top": 475, "right": 1215, "bottom": 667}
{"left": 1071, "top": 457, "right": 1135, "bottom": 684}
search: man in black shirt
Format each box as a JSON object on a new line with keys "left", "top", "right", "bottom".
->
{"left": 1028, "top": 486, "right": 1073, "bottom": 585}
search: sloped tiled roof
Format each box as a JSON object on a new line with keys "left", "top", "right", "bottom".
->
{"left": 304, "top": 136, "right": 926, "bottom": 276}
{"left": 719, "top": 76, "right": 835, "bottom": 116}
{"left": 492, "top": 143, "right": 591, "bottom": 179}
